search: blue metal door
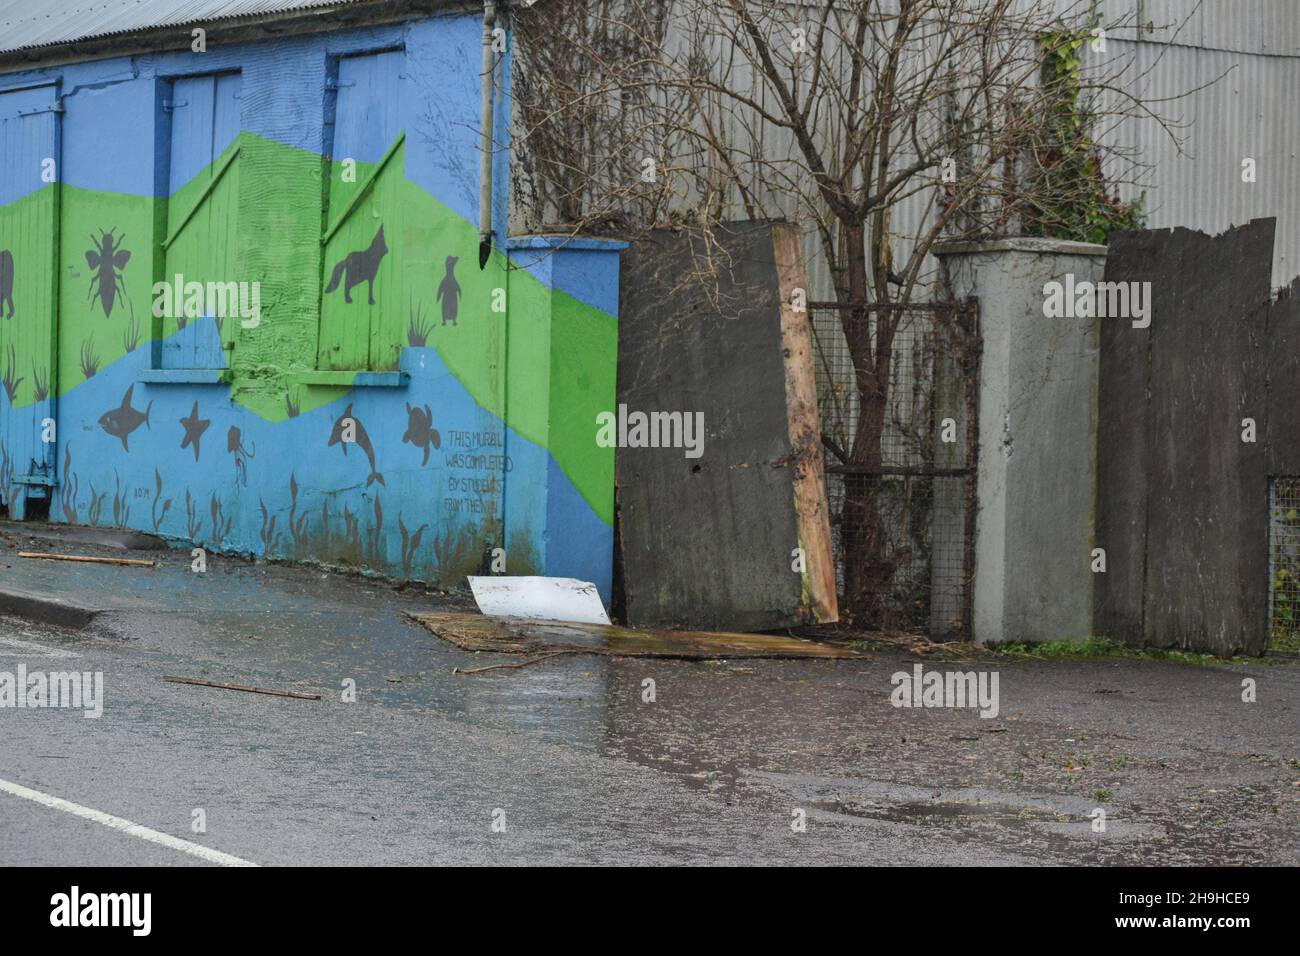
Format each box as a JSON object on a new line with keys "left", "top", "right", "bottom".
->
{"left": 0, "top": 83, "right": 60, "bottom": 518}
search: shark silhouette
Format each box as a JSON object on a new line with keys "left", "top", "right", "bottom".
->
{"left": 98, "top": 385, "right": 151, "bottom": 452}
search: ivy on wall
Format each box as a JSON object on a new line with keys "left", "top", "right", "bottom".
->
{"left": 1020, "top": 18, "right": 1146, "bottom": 245}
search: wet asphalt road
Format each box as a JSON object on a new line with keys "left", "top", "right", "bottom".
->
{"left": 0, "top": 545, "right": 1296, "bottom": 866}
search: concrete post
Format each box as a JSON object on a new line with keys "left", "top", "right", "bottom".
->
{"left": 934, "top": 238, "right": 1107, "bottom": 644}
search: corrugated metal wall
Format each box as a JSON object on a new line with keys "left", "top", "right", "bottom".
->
{"left": 786, "top": 1, "right": 1300, "bottom": 298}
{"left": 1103, "top": 35, "right": 1300, "bottom": 290}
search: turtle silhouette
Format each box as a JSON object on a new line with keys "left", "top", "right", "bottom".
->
{"left": 401, "top": 403, "right": 440, "bottom": 466}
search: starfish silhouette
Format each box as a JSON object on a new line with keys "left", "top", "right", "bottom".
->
{"left": 179, "top": 401, "right": 211, "bottom": 462}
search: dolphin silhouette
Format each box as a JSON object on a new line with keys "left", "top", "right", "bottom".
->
{"left": 328, "top": 403, "right": 385, "bottom": 487}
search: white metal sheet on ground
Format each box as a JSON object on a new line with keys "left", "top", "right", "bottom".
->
{"left": 467, "top": 576, "right": 611, "bottom": 625}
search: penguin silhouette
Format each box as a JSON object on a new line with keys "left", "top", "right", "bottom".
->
{"left": 436, "top": 255, "right": 461, "bottom": 326}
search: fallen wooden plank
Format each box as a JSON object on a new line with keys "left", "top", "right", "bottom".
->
{"left": 163, "top": 676, "right": 320, "bottom": 700}
{"left": 410, "top": 611, "right": 862, "bottom": 660}
{"left": 453, "top": 650, "right": 587, "bottom": 675}
{"left": 19, "top": 551, "right": 155, "bottom": 567}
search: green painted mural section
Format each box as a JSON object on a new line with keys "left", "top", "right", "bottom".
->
{"left": 5, "top": 131, "right": 614, "bottom": 524}
{"left": 0, "top": 183, "right": 57, "bottom": 408}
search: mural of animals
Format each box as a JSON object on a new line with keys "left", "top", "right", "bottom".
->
{"left": 324, "top": 225, "right": 388, "bottom": 306}
{"left": 0, "top": 17, "right": 620, "bottom": 598}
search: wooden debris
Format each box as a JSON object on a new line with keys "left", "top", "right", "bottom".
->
{"left": 19, "top": 551, "right": 155, "bottom": 567}
{"left": 163, "top": 676, "right": 320, "bottom": 700}
{"left": 453, "top": 650, "right": 586, "bottom": 675}
{"left": 411, "top": 611, "right": 863, "bottom": 661}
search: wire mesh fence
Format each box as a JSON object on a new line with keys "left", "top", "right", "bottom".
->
{"left": 1269, "top": 478, "right": 1300, "bottom": 641}
{"left": 809, "top": 299, "right": 979, "bottom": 635}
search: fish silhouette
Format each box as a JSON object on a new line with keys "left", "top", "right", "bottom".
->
{"left": 401, "top": 402, "right": 440, "bottom": 466}
{"left": 98, "top": 384, "right": 151, "bottom": 452}
{"left": 328, "top": 403, "right": 385, "bottom": 487}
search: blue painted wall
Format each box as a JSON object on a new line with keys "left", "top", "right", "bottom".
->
{"left": 0, "top": 13, "right": 621, "bottom": 602}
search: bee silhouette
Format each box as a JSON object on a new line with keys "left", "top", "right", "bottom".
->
{"left": 85, "top": 228, "right": 131, "bottom": 318}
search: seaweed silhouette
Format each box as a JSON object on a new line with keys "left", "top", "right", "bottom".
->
{"left": 2, "top": 344, "right": 23, "bottom": 402}
{"left": 366, "top": 493, "right": 384, "bottom": 562}
{"left": 122, "top": 313, "right": 141, "bottom": 353}
{"left": 285, "top": 388, "right": 302, "bottom": 419}
{"left": 209, "top": 494, "right": 232, "bottom": 547}
{"left": 407, "top": 299, "right": 434, "bottom": 346}
{"left": 258, "top": 497, "right": 283, "bottom": 555}
{"left": 32, "top": 363, "right": 48, "bottom": 402}
{"left": 319, "top": 499, "right": 330, "bottom": 552}
{"left": 80, "top": 336, "right": 100, "bottom": 379}
{"left": 111, "top": 470, "right": 131, "bottom": 528}
{"left": 398, "top": 512, "right": 428, "bottom": 578}
{"left": 342, "top": 502, "right": 360, "bottom": 558}
{"left": 184, "top": 490, "right": 202, "bottom": 540}
{"left": 151, "top": 467, "right": 172, "bottom": 532}
{"left": 287, "top": 473, "right": 309, "bottom": 557}
{"left": 59, "top": 446, "right": 78, "bottom": 522}
{"left": 432, "top": 527, "right": 475, "bottom": 576}
{"left": 86, "top": 481, "right": 107, "bottom": 525}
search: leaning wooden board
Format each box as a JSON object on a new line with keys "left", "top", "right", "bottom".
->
{"left": 615, "top": 220, "right": 837, "bottom": 631}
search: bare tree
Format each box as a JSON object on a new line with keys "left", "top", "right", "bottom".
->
{"left": 514, "top": 0, "right": 1170, "bottom": 623}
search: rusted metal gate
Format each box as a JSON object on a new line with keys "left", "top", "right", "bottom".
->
{"left": 809, "top": 299, "right": 980, "bottom": 636}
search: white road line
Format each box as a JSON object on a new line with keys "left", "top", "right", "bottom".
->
{"left": 0, "top": 637, "right": 79, "bottom": 658}
{"left": 0, "top": 777, "right": 257, "bottom": 867}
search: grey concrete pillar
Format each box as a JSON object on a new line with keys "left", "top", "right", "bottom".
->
{"left": 934, "top": 238, "right": 1107, "bottom": 644}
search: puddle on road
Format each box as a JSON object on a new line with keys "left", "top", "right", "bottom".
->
{"left": 811, "top": 795, "right": 1066, "bottom": 826}
{"left": 748, "top": 771, "right": 1160, "bottom": 844}
{"left": 0, "top": 616, "right": 89, "bottom": 657}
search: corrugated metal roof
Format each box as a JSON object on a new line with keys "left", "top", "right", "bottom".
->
{"left": 0, "top": 0, "right": 363, "bottom": 55}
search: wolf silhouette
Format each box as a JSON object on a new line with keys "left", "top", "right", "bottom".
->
{"left": 436, "top": 255, "right": 461, "bottom": 326}
{"left": 0, "top": 250, "right": 14, "bottom": 320}
{"left": 325, "top": 226, "right": 388, "bottom": 305}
